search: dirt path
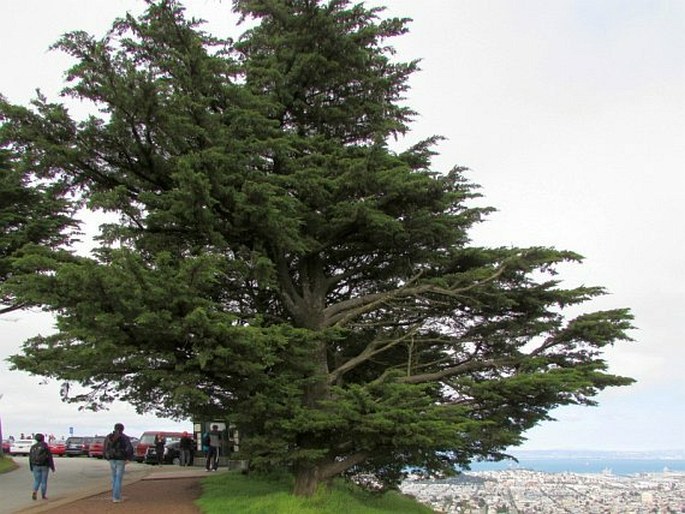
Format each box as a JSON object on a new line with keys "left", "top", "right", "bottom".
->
{"left": 36, "top": 477, "right": 203, "bottom": 513}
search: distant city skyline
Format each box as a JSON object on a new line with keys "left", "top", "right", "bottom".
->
{"left": 403, "top": 468, "right": 685, "bottom": 512}
{"left": 1, "top": 1, "right": 684, "bottom": 452}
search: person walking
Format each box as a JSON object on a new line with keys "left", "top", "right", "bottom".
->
{"left": 204, "top": 425, "right": 222, "bottom": 471}
{"left": 104, "top": 422, "right": 134, "bottom": 503}
{"left": 179, "top": 432, "right": 193, "bottom": 467}
{"left": 29, "top": 433, "right": 55, "bottom": 501}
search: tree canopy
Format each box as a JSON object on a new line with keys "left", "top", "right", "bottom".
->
{"left": 1, "top": 0, "right": 634, "bottom": 496}
{"left": 0, "top": 143, "right": 79, "bottom": 314}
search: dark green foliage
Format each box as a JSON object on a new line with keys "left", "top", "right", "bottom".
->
{"left": 1, "top": 0, "right": 634, "bottom": 496}
{"left": 0, "top": 145, "right": 79, "bottom": 314}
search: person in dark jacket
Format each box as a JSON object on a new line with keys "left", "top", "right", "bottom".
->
{"left": 154, "top": 434, "right": 166, "bottom": 465}
{"left": 178, "top": 432, "right": 193, "bottom": 467}
{"left": 103, "top": 423, "right": 134, "bottom": 503}
{"left": 29, "top": 433, "right": 55, "bottom": 501}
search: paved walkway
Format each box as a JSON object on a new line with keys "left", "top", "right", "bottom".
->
{"left": 14, "top": 468, "right": 223, "bottom": 514}
{"left": 3, "top": 456, "right": 150, "bottom": 513}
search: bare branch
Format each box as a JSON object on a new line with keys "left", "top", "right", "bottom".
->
{"left": 398, "top": 356, "right": 516, "bottom": 385}
{"left": 0, "top": 302, "right": 28, "bottom": 315}
{"left": 323, "top": 269, "right": 424, "bottom": 326}
{"left": 328, "top": 324, "right": 422, "bottom": 384}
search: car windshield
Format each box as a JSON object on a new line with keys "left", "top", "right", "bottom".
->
{"left": 140, "top": 434, "right": 181, "bottom": 444}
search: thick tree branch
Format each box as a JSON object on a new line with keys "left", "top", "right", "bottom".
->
{"left": 0, "top": 302, "right": 28, "bottom": 315}
{"left": 328, "top": 324, "right": 421, "bottom": 384}
{"left": 323, "top": 265, "right": 506, "bottom": 328}
{"left": 275, "top": 254, "right": 301, "bottom": 315}
{"left": 318, "top": 451, "right": 369, "bottom": 480}
{"left": 397, "top": 356, "right": 517, "bottom": 385}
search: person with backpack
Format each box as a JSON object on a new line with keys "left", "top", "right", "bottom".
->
{"left": 29, "top": 433, "right": 55, "bottom": 501}
{"left": 103, "top": 422, "right": 134, "bottom": 503}
{"left": 204, "top": 424, "right": 222, "bottom": 471}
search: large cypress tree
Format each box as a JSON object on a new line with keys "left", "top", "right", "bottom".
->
{"left": 2, "top": 0, "right": 633, "bottom": 496}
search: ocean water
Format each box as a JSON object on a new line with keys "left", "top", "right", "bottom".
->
{"left": 467, "top": 458, "right": 685, "bottom": 475}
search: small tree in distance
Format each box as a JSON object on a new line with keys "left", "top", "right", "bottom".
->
{"left": 1, "top": 0, "right": 634, "bottom": 496}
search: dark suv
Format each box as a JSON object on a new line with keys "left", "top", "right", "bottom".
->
{"left": 65, "top": 436, "right": 91, "bottom": 457}
{"left": 144, "top": 441, "right": 185, "bottom": 465}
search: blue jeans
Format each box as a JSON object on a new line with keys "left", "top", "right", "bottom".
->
{"left": 205, "top": 446, "right": 219, "bottom": 470}
{"left": 109, "top": 460, "right": 126, "bottom": 500}
{"left": 32, "top": 466, "right": 50, "bottom": 497}
{"left": 179, "top": 448, "right": 191, "bottom": 466}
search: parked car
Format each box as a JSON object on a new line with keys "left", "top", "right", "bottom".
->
{"left": 82, "top": 436, "right": 94, "bottom": 454}
{"left": 2, "top": 439, "right": 10, "bottom": 454}
{"left": 48, "top": 439, "right": 66, "bottom": 456}
{"left": 144, "top": 441, "right": 182, "bottom": 465}
{"left": 9, "top": 438, "right": 34, "bottom": 456}
{"left": 65, "top": 436, "right": 91, "bottom": 457}
{"left": 88, "top": 436, "right": 106, "bottom": 458}
{"left": 135, "top": 431, "right": 185, "bottom": 462}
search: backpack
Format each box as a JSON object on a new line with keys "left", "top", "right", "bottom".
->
{"left": 105, "top": 433, "right": 132, "bottom": 460}
{"left": 30, "top": 443, "right": 50, "bottom": 466}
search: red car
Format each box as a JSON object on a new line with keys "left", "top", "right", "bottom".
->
{"left": 1, "top": 440, "right": 10, "bottom": 454}
{"left": 135, "top": 431, "right": 185, "bottom": 462}
{"left": 48, "top": 440, "right": 66, "bottom": 457}
{"left": 88, "top": 436, "right": 106, "bottom": 458}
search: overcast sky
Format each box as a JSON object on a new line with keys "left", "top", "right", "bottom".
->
{"left": 1, "top": 1, "right": 683, "bottom": 452}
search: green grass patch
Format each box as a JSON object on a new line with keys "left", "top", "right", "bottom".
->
{"left": 196, "top": 472, "right": 435, "bottom": 514}
{"left": 0, "top": 456, "right": 19, "bottom": 474}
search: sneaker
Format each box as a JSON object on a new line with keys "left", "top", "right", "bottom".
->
{"left": 32, "top": 492, "right": 37, "bottom": 500}
{"left": 113, "top": 498, "right": 122, "bottom": 503}
{"left": 42, "top": 496, "right": 48, "bottom": 500}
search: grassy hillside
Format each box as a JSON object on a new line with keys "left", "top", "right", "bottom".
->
{"left": 197, "top": 472, "right": 435, "bottom": 514}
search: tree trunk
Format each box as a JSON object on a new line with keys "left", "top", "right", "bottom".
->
{"left": 293, "top": 465, "right": 320, "bottom": 497}
{"left": 292, "top": 451, "right": 370, "bottom": 496}
{"left": 292, "top": 341, "right": 328, "bottom": 497}
{"left": 290, "top": 259, "right": 331, "bottom": 497}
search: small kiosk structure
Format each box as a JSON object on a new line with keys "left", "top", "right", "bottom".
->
{"left": 193, "top": 419, "right": 245, "bottom": 470}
